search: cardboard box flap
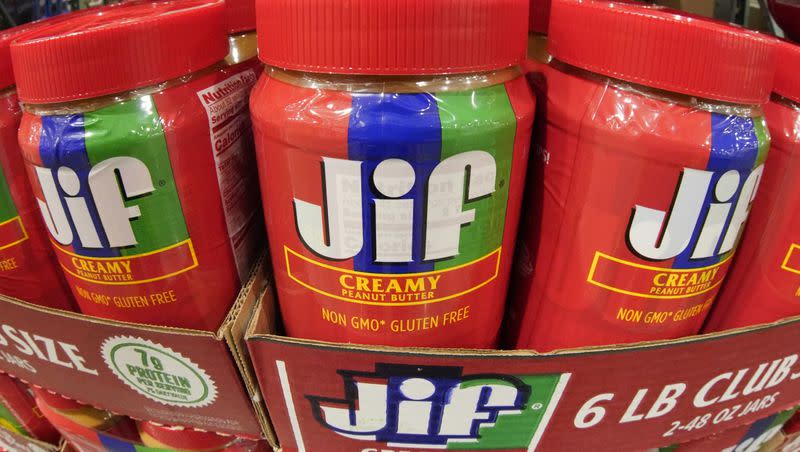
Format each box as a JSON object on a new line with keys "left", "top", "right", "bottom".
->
{"left": 246, "top": 287, "right": 800, "bottom": 451}
{"left": 223, "top": 265, "right": 278, "bottom": 448}
{"left": 233, "top": 291, "right": 279, "bottom": 448}
{"left": 0, "top": 259, "right": 269, "bottom": 439}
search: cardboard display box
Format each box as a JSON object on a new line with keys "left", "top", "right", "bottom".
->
{"left": 246, "top": 287, "right": 800, "bottom": 452}
{"left": 0, "top": 257, "right": 273, "bottom": 444}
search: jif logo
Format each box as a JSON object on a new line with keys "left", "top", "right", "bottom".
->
{"left": 306, "top": 364, "right": 569, "bottom": 450}
{"left": 34, "top": 156, "right": 155, "bottom": 248}
{"left": 294, "top": 152, "right": 497, "bottom": 262}
{"left": 627, "top": 165, "right": 763, "bottom": 261}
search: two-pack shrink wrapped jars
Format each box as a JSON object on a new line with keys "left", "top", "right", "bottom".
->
{"left": 506, "top": 0, "right": 777, "bottom": 351}
{"left": 705, "top": 40, "right": 800, "bottom": 332}
{"left": 10, "top": 0, "right": 262, "bottom": 330}
{"left": 0, "top": 24, "right": 74, "bottom": 310}
{"left": 251, "top": 0, "right": 535, "bottom": 347}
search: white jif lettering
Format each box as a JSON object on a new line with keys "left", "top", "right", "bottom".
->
{"left": 34, "top": 156, "right": 155, "bottom": 248}
{"left": 627, "top": 165, "right": 763, "bottom": 261}
{"left": 294, "top": 152, "right": 497, "bottom": 261}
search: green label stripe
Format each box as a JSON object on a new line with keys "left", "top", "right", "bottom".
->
{"left": 0, "top": 400, "right": 27, "bottom": 436}
{"left": 768, "top": 406, "right": 798, "bottom": 429}
{"left": 135, "top": 444, "right": 174, "bottom": 451}
{"left": 447, "top": 374, "right": 562, "bottom": 450}
{"left": 435, "top": 84, "right": 517, "bottom": 270}
{"left": 0, "top": 164, "right": 18, "bottom": 222}
{"left": 84, "top": 96, "right": 188, "bottom": 255}
{"left": 754, "top": 116, "right": 770, "bottom": 167}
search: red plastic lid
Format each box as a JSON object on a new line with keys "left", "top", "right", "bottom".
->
{"left": 11, "top": 0, "right": 228, "bottom": 104}
{"left": 257, "top": 0, "right": 528, "bottom": 75}
{"left": 139, "top": 421, "right": 233, "bottom": 450}
{"left": 0, "top": 23, "right": 38, "bottom": 90}
{"left": 548, "top": 0, "right": 777, "bottom": 105}
{"left": 530, "top": 0, "right": 551, "bottom": 34}
{"left": 31, "top": 387, "right": 89, "bottom": 411}
{"left": 773, "top": 39, "right": 800, "bottom": 103}
{"left": 0, "top": 9, "right": 100, "bottom": 91}
{"left": 226, "top": 0, "right": 255, "bottom": 34}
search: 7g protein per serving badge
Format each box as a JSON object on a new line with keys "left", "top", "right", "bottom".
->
{"left": 252, "top": 0, "right": 533, "bottom": 347}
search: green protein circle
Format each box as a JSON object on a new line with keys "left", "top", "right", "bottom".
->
{"left": 109, "top": 342, "right": 210, "bottom": 405}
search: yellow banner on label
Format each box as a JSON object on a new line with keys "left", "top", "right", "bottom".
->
{"left": 587, "top": 251, "right": 732, "bottom": 299}
{"left": 53, "top": 239, "right": 198, "bottom": 285}
{"left": 781, "top": 244, "right": 800, "bottom": 275}
{"left": 285, "top": 246, "right": 502, "bottom": 306}
{"left": 0, "top": 216, "right": 28, "bottom": 251}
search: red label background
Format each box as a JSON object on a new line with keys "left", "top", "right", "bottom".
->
{"left": 250, "top": 74, "right": 536, "bottom": 348}
{"left": 0, "top": 91, "right": 74, "bottom": 311}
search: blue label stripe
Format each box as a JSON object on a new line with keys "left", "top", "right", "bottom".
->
{"left": 672, "top": 113, "right": 760, "bottom": 269}
{"left": 348, "top": 93, "right": 442, "bottom": 274}
{"left": 737, "top": 413, "right": 778, "bottom": 447}
{"left": 98, "top": 431, "right": 138, "bottom": 451}
{"left": 39, "top": 115, "right": 118, "bottom": 258}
